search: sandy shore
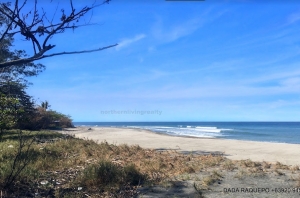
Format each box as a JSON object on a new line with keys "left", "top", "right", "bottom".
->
{"left": 63, "top": 127, "right": 300, "bottom": 166}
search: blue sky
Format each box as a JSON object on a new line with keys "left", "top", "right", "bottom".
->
{"left": 18, "top": 0, "right": 300, "bottom": 121}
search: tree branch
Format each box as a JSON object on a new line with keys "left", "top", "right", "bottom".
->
{"left": 0, "top": 44, "right": 117, "bottom": 69}
{"left": 0, "top": 2, "right": 17, "bottom": 42}
{"left": 0, "top": 0, "right": 114, "bottom": 70}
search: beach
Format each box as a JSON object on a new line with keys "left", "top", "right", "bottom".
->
{"left": 64, "top": 126, "right": 300, "bottom": 166}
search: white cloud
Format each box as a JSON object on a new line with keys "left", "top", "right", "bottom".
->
{"left": 247, "top": 68, "right": 300, "bottom": 85}
{"left": 151, "top": 8, "right": 228, "bottom": 44}
{"left": 152, "top": 17, "right": 202, "bottom": 43}
{"left": 116, "top": 34, "right": 146, "bottom": 50}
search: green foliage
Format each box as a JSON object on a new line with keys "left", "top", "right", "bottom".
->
{"left": 0, "top": 95, "right": 18, "bottom": 128}
{"left": 0, "top": 13, "right": 45, "bottom": 83}
{"left": 79, "top": 160, "right": 146, "bottom": 192}
{"left": 41, "top": 100, "right": 50, "bottom": 110}
{"left": 0, "top": 130, "right": 36, "bottom": 189}
{"left": 123, "top": 163, "right": 147, "bottom": 185}
{"left": 81, "top": 160, "right": 122, "bottom": 187}
{"left": 0, "top": 131, "right": 146, "bottom": 196}
{"left": 32, "top": 107, "right": 73, "bottom": 129}
{"left": 0, "top": 80, "right": 73, "bottom": 130}
{"left": 0, "top": 94, "right": 24, "bottom": 139}
{"left": 0, "top": 80, "right": 36, "bottom": 131}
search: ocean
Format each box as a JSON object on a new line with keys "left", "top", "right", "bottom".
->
{"left": 73, "top": 122, "right": 300, "bottom": 144}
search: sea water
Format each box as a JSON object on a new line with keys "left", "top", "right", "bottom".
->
{"left": 73, "top": 122, "right": 300, "bottom": 144}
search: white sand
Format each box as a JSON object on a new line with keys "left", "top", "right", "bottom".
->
{"left": 64, "top": 127, "right": 300, "bottom": 166}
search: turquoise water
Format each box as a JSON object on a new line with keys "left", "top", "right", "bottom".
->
{"left": 73, "top": 122, "right": 300, "bottom": 144}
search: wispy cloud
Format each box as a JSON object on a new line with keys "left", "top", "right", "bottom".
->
{"left": 246, "top": 67, "right": 300, "bottom": 85}
{"left": 150, "top": 8, "right": 229, "bottom": 47}
{"left": 152, "top": 17, "right": 204, "bottom": 43}
{"left": 116, "top": 34, "right": 146, "bottom": 50}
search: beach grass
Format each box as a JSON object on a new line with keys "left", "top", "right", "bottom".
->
{"left": 0, "top": 130, "right": 226, "bottom": 196}
{"left": 1, "top": 129, "right": 300, "bottom": 197}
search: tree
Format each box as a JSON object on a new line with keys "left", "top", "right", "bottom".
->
{"left": 0, "top": 94, "right": 21, "bottom": 139}
{"left": 0, "top": 30, "right": 45, "bottom": 131}
{"left": 0, "top": 80, "right": 36, "bottom": 130}
{"left": 33, "top": 107, "right": 73, "bottom": 129}
{"left": 0, "top": 14, "right": 45, "bottom": 84}
{"left": 41, "top": 100, "right": 50, "bottom": 110}
{"left": 0, "top": 0, "right": 117, "bottom": 69}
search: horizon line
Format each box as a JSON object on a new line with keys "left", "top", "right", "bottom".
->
{"left": 72, "top": 121, "right": 300, "bottom": 122}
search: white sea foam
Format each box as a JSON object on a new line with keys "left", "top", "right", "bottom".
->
{"left": 126, "top": 126, "right": 141, "bottom": 128}
{"left": 194, "top": 128, "right": 221, "bottom": 133}
{"left": 196, "top": 126, "right": 218, "bottom": 129}
{"left": 156, "top": 126, "right": 175, "bottom": 129}
{"left": 221, "top": 128, "right": 233, "bottom": 131}
{"left": 129, "top": 125, "right": 225, "bottom": 138}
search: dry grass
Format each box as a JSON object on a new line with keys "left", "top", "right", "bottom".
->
{"left": 223, "top": 160, "right": 236, "bottom": 171}
{"left": 0, "top": 130, "right": 226, "bottom": 197}
{"left": 202, "top": 170, "right": 223, "bottom": 187}
{"left": 235, "top": 168, "right": 249, "bottom": 179}
{"left": 274, "top": 161, "right": 290, "bottom": 170}
{"left": 193, "top": 182, "right": 205, "bottom": 198}
{"left": 239, "top": 159, "right": 261, "bottom": 168}
{"left": 1, "top": 130, "right": 299, "bottom": 197}
{"left": 274, "top": 169, "right": 285, "bottom": 176}
{"left": 262, "top": 161, "right": 272, "bottom": 170}
{"left": 290, "top": 165, "right": 300, "bottom": 172}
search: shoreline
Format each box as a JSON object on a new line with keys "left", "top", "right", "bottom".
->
{"left": 126, "top": 127, "right": 300, "bottom": 145}
{"left": 62, "top": 126, "right": 300, "bottom": 166}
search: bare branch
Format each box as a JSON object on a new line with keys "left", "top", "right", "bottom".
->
{"left": 42, "top": 5, "right": 93, "bottom": 49}
{"left": 50, "top": 1, "right": 60, "bottom": 25}
{"left": 31, "top": 39, "right": 36, "bottom": 54}
{"left": 0, "top": 12, "right": 15, "bottom": 42}
{"left": 0, "top": 0, "right": 114, "bottom": 70}
{"left": 30, "top": 0, "right": 38, "bottom": 29}
{"left": 0, "top": 44, "right": 117, "bottom": 69}
{"left": 70, "top": 0, "right": 74, "bottom": 12}
{"left": 17, "top": 0, "right": 27, "bottom": 14}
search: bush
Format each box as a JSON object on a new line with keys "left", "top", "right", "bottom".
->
{"left": 19, "top": 107, "right": 73, "bottom": 130}
{"left": 82, "top": 160, "right": 121, "bottom": 187}
{"left": 79, "top": 160, "right": 146, "bottom": 192}
{"left": 123, "top": 164, "right": 146, "bottom": 185}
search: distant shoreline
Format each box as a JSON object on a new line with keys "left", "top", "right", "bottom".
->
{"left": 73, "top": 122, "right": 300, "bottom": 144}
{"left": 61, "top": 126, "right": 300, "bottom": 166}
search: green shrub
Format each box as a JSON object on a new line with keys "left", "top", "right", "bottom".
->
{"left": 23, "top": 107, "right": 73, "bottom": 130}
{"left": 123, "top": 164, "right": 146, "bottom": 185}
{"left": 82, "top": 160, "right": 121, "bottom": 187}
{"left": 79, "top": 160, "right": 146, "bottom": 192}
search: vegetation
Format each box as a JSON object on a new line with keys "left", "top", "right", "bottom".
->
{"left": 1, "top": 1, "right": 299, "bottom": 197}
{"left": 0, "top": 94, "right": 21, "bottom": 139}
{"left": 0, "top": 84, "right": 73, "bottom": 132}
{"left": 0, "top": 79, "right": 73, "bottom": 132}
{"left": 32, "top": 106, "right": 73, "bottom": 129}
{"left": 0, "top": 130, "right": 225, "bottom": 197}
{"left": 1, "top": 130, "right": 299, "bottom": 197}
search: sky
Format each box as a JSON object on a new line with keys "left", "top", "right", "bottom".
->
{"left": 12, "top": 0, "right": 300, "bottom": 121}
